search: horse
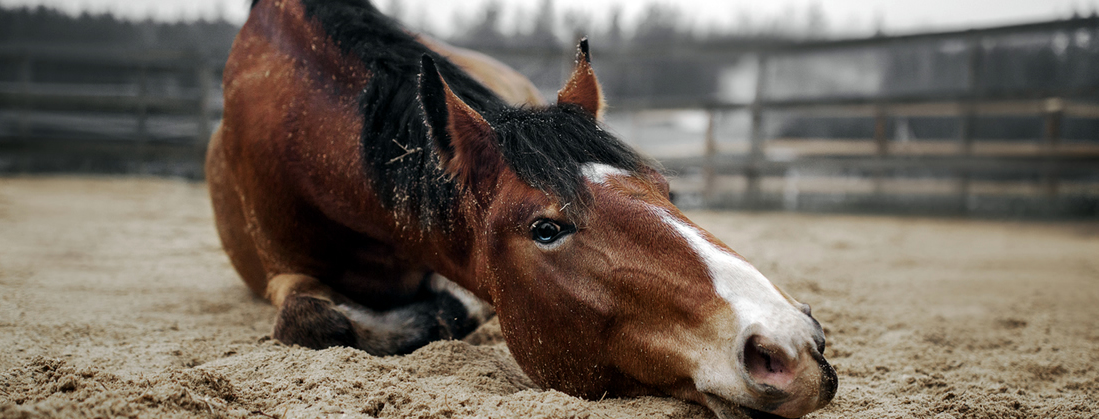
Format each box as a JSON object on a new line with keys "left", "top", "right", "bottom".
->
{"left": 207, "top": 0, "right": 837, "bottom": 417}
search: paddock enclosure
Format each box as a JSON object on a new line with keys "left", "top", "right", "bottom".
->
{"left": 0, "top": 177, "right": 1096, "bottom": 418}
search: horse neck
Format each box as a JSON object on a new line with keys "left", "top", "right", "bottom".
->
{"left": 246, "top": 0, "right": 367, "bottom": 89}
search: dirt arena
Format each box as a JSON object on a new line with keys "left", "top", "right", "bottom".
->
{"left": 1, "top": 177, "right": 1096, "bottom": 418}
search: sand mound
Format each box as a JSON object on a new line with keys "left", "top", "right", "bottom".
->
{"left": 1, "top": 177, "right": 1096, "bottom": 418}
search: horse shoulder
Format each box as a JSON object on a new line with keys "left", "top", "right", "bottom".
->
{"left": 213, "top": 0, "right": 387, "bottom": 283}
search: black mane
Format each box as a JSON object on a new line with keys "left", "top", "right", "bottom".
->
{"left": 299, "top": 0, "right": 649, "bottom": 228}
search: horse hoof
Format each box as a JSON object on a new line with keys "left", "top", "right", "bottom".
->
{"left": 273, "top": 295, "right": 358, "bottom": 349}
{"left": 428, "top": 274, "right": 495, "bottom": 339}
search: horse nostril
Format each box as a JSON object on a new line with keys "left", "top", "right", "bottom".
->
{"left": 743, "top": 335, "right": 796, "bottom": 390}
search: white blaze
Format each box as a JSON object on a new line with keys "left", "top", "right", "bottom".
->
{"left": 653, "top": 208, "right": 809, "bottom": 402}
{"left": 581, "top": 162, "right": 628, "bottom": 184}
{"left": 654, "top": 209, "right": 789, "bottom": 330}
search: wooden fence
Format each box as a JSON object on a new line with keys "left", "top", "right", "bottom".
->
{"left": 1, "top": 17, "right": 1097, "bottom": 217}
{"left": 0, "top": 45, "right": 221, "bottom": 178}
{"left": 609, "top": 17, "right": 1099, "bottom": 217}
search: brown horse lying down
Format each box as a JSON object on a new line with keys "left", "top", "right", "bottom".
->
{"left": 207, "top": 0, "right": 836, "bottom": 417}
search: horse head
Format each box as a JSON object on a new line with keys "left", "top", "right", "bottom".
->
{"left": 417, "top": 41, "right": 836, "bottom": 418}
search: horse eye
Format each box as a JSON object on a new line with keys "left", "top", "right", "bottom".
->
{"left": 531, "top": 220, "right": 571, "bottom": 244}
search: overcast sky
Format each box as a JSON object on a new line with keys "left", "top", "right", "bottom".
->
{"left": 1, "top": 0, "right": 1096, "bottom": 37}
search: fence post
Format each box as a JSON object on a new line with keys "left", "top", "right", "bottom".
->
{"left": 956, "top": 35, "right": 982, "bottom": 213}
{"left": 872, "top": 104, "right": 889, "bottom": 197}
{"left": 195, "top": 56, "right": 213, "bottom": 161}
{"left": 136, "top": 64, "right": 149, "bottom": 171}
{"left": 1041, "top": 98, "right": 1064, "bottom": 198}
{"left": 17, "top": 54, "right": 32, "bottom": 142}
{"left": 745, "top": 53, "right": 768, "bottom": 210}
{"left": 702, "top": 108, "right": 717, "bottom": 206}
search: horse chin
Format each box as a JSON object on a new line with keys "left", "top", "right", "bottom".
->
{"left": 703, "top": 394, "right": 797, "bottom": 419}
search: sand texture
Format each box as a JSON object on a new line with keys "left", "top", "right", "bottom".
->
{"left": 1, "top": 177, "right": 1097, "bottom": 418}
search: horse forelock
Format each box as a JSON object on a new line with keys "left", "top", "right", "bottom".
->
{"left": 487, "top": 105, "right": 653, "bottom": 221}
{"left": 298, "top": 0, "right": 653, "bottom": 228}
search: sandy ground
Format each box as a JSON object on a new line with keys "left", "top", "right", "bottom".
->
{"left": 1, "top": 176, "right": 1097, "bottom": 419}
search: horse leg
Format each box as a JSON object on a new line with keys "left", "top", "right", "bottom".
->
{"left": 267, "top": 273, "right": 358, "bottom": 349}
{"left": 266, "top": 273, "right": 494, "bottom": 354}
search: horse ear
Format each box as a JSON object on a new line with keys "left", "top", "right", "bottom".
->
{"left": 418, "top": 54, "right": 501, "bottom": 186}
{"left": 557, "top": 38, "right": 604, "bottom": 119}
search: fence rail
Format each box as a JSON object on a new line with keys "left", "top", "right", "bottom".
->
{"left": 645, "top": 89, "right": 1099, "bottom": 215}
{"left": 0, "top": 87, "right": 212, "bottom": 115}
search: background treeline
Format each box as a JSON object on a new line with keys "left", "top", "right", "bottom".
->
{"left": 0, "top": 6, "right": 238, "bottom": 59}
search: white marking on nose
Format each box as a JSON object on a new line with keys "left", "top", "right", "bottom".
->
{"left": 655, "top": 210, "right": 785, "bottom": 309}
{"left": 581, "top": 162, "right": 628, "bottom": 184}
{"left": 654, "top": 209, "right": 800, "bottom": 359}
{"left": 651, "top": 209, "right": 819, "bottom": 410}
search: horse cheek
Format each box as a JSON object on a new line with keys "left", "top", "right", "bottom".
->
{"left": 484, "top": 243, "right": 596, "bottom": 396}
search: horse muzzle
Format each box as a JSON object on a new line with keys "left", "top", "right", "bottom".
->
{"left": 735, "top": 331, "right": 838, "bottom": 418}
{"left": 691, "top": 318, "right": 838, "bottom": 419}
{"left": 702, "top": 350, "right": 836, "bottom": 419}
